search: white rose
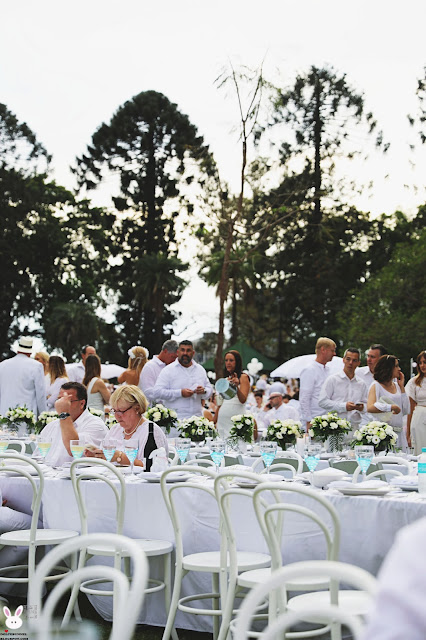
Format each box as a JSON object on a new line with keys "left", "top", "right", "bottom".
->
{"left": 170, "top": 410, "right": 177, "bottom": 418}
{"left": 330, "top": 422, "right": 338, "bottom": 429}
{"left": 276, "top": 432, "right": 283, "bottom": 439}
{"left": 153, "top": 412, "right": 161, "bottom": 422}
{"left": 372, "top": 435, "right": 380, "bottom": 444}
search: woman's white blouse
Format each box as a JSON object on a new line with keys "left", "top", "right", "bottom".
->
{"left": 406, "top": 377, "right": 426, "bottom": 406}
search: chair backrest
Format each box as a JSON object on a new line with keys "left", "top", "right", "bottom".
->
{"left": 28, "top": 532, "right": 148, "bottom": 640}
{"left": 253, "top": 481, "right": 341, "bottom": 571}
{"left": 70, "top": 459, "right": 126, "bottom": 535}
{"left": 160, "top": 466, "right": 220, "bottom": 562}
{"left": 183, "top": 458, "right": 216, "bottom": 468}
{"left": 0, "top": 453, "right": 43, "bottom": 542}
{"left": 352, "top": 467, "right": 403, "bottom": 483}
{"left": 374, "top": 455, "right": 413, "bottom": 472}
{"left": 259, "top": 463, "right": 296, "bottom": 477}
{"left": 5, "top": 440, "right": 26, "bottom": 454}
{"left": 233, "top": 560, "right": 377, "bottom": 640}
{"left": 251, "top": 455, "right": 306, "bottom": 474}
{"left": 168, "top": 446, "right": 180, "bottom": 466}
{"left": 330, "top": 459, "right": 383, "bottom": 476}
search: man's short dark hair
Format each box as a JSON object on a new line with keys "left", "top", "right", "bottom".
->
{"left": 179, "top": 340, "right": 193, "bottom": 348}
{"left": 369, "top": 344, "right": 387, "bottom": 356}
{"left": 344, "top": 348, "right": 361, "bottom": 359}
{"left": 162, "top": 339, "right": 178, "bottom": 353}
{"left": 61, "top": 381, "right": 87, "bottom": 409}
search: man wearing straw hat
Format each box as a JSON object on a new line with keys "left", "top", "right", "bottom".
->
{"left": 0, "top": 336, "right": 46, "bottom": 417}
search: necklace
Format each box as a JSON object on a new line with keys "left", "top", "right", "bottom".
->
{"left": 123, "top": 416, "right": 143, "bottom": 438}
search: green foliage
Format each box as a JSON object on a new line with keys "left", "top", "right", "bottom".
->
{"left": 336, "top": 225, "right": 426, "bottom": 369}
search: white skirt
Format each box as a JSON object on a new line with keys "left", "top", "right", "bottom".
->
{"left": 411, "top": 405, "right": 426, "bottom": 455}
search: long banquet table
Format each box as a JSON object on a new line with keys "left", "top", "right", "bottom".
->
{"left": 1, "top": 472, "right": 425, "bottom": 631}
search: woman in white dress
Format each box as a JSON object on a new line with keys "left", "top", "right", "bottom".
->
{"left": 46, "top": 356, "right": 68, "bottom": 410}
{"left": 406, "top": 350, "right": 426, "bottom": 454}
{"left": 215, "top": 350, "right": 251, "bottom": 440}
{"left": 82, "top": 354, "right": 111, "bottom": 416}
{"left": 367, "top": 354, "right": 410, "bottom": 451}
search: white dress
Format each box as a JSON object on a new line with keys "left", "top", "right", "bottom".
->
{"left": 87, "top": 378, "right": 105, "bottom": 415}
{"left": 371, "top": 381, "right": 410, "bottom": 451}
{"left": 216, "top": 395, "right": 246, "bottom": 440}
{"left": 406, "top": 377, "right": 426, "bottom": 455}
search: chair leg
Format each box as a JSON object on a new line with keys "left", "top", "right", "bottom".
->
{"left": 212, "top": 573, "right": 220, "bottom": 640}
{"left": 163, "top": 553, "right": 179, "bottom": 640}
{"left": 63, "top": 550, "right": 86, "bottom": 625}
{"left": 217, "top": 571, "right": 237, "bottom": 640}
{"left": 162, "top": 565, "right": 184, "bottom": 640}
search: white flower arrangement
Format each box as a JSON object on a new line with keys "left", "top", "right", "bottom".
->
{"left": 88, "top": 407, "right": 104, "bottom": 418}
{"left": 144, "top": 404, "right": 178, "bottom": 434}
{"left": 105, "top": 412, "right": 119, "bottom": 429}
{"left": 309, "top": 412, "right": 352, "bottom": 441}
{"left": 178, "top": 415, "right": 217, "bottom": 442}
{"left": 229, "top": 414, "right": 255, "bottom": 444}
{"left": 266, "top": 419, "right": 303, "bottom": 449}
{"left": 0, "top": 406, "right": 36, "bottom": 434}
{"left": 351, "top": 421, "right": 397, "bottom": 452}
{"left": 34, "top": 410, "right": 58, "bottom": 434}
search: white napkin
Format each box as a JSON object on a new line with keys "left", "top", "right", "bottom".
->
{"left": 314, "top": 468, "right": 348, "bottom": 477}
{"left": 150, "top": 447, "right": 169, "bottom": 472}
{"left": 356, "top": 479, "right": 389, "bottom": 489}
{"left": 327, "top": 479, "right": 353, "bottom": 489}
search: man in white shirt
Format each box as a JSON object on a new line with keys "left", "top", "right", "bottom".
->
{"left": 262, "top": 392, "right": 300, "bottom": 432}
{"left": 0, "top": 336, "right": 46, "bottom": 417}
{"left": 66, "top": 345, "right": 96, "bottom": 384}
{"left": 364, "top": 516, "right": 426, "bottom": 640}
{"left": 318, "top": 348, "right": 368, "bottom": 427}
{"left": 139, "top": 339, "right": 178, "bottom": 404}
{"left": 153, "top": 340, "right": 213, "bottom": 420}
{"left": 356, "top": 343, "right": 388, "bottom": 388}
{"left": 42, "top": 382, "right": 107, "bottom": 467}
{"left": 299, "top": 337, "right": 336, "bottom": 431}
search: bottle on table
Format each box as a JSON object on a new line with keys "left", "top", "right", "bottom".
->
{"left": 418, "top": 447, "right": 426, "bottom": 495}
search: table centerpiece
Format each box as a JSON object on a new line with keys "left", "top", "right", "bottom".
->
{"left": 309, "top": 412, "right": 352, "bottom": 453}
{"left": 178, "top": 415, "right": 217, "bottom": 443}
{"left": 266, "top": 418, "right": 303, "bottom": 450}
{"left": 145, "top": 404, "right": 178, "bottom": 434}
{"left": 0, "top": 406, "right": 36, "bottom": 435}
{"left": 351, "top": 420, "right": 398, "bottom": 453}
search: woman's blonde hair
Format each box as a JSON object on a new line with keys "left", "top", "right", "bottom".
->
{"left": 48, "top": 355, "right": 68, "bottom": 383}
{"left": 110, "top": 385, "right": 148, "bottom": 414}
{"left": 35, "top": 351, "right": 50, "bottom": 369}
{"left": 127, "top": 346, "right": 148, "bottom": 377}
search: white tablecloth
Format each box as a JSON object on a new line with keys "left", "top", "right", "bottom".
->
{"left": 0, "top": 474, "right": 424, "bottom": 630}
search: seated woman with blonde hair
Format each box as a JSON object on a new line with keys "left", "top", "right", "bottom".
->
{"left": 88, "top": 385, "right": 167, "bottom": 471}
{"left": 82, "top": 354, "right": 111, "bottom": 416}
{"left": 118, "top": 346, "right": 149, "bottom": 386}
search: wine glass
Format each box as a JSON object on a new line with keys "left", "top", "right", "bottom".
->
{"left": 0, "top": 434, "right": 10, "bottom": 454}
{"left": 70, "top": 439, "right": 85, "bottom": 460}
{"left": 36, "top": 435, "right": 52, "bottom": 460}
{"left": 175, "top": 438, "right": 191, "bottom": 464}
{"left": 260, "top": 441, "right": 278, "bottom": 474}
{"left": 102, "top": 438, "right": 117, "bottom": 463}
{"left": 355, "top": 445, "right": 374, "bottom": 481}
{"left": 304, "top": 443, "right": 322, "bottom": 484}
{"left": 210, "top": 440, "right": 226, "bottom": 473}
{"left": 124, "top": 438, "right": 139, "bottom": 480}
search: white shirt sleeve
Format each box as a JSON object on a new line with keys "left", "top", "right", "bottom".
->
{"left": 34, "top": 362, "right": 47, "bottom": 415}
{"left": 139, "top": 361, "right": 160, "bottom": 403}
{"left": 318, "top": 377, "right": 347, "bottom": 414}
{"left": 299, "top": 367, "right": 315, "bottom": 424}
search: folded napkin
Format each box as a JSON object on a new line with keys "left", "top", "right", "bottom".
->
{"left": 314, "top": 468, "right": 348, "bottom": 477}
{"left": 356, "top": 479, "right": 389, "bottom": 489}
{"left": 327, "top": 479, "right": 353, "bottom": 489}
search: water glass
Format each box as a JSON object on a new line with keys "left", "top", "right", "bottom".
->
{"left": 210, "top": 440, "right": 226, "bottom": 472}
{"left": 175, "top": 438, "right": 191, "bottom": 464}
{"left": 304, "top": 443, "right": 322, "bottom": 484}
{"left": 102, "top": 438, "right": 117, "bottom": 463}
{"left": 355, "top": 445, "right": 374, "bottom": 481}
{"left": 124, "top": 438, "right": 139, "bottom": 479}
{"left": 36, "top": 435, "right": 52, "bottom": 460}
{"left": 260, "top": 441, "right": 278, "bottom": 474}
{"left": 70, "top": 440, "right": 85, "bottom": 460}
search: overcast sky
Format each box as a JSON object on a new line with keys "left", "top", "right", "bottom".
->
{"left": 2, "top": 0, "right": 426, "bottom": 345}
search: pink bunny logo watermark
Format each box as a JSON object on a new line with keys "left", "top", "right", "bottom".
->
{"left": 3, "top": 605, "right": 23, "bottom": 630}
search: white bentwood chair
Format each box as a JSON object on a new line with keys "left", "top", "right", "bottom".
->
{"left": 28, "top": 533, "right": 149, "bottom": 640}
{"left": 160, "top": 465, "right": 271, "bottom": 640}
{"left": 0, "top": 453, "right": 79, "bottom": 598}
{"left": 233, "top": 561, "right": 377, "bottom": 640}
{"left": 65, "top": 458, "right": 176, "bottom": 638}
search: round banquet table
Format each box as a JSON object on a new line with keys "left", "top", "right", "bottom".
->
{"left": 0, "top": 473, "right": 425, "bottom": 631}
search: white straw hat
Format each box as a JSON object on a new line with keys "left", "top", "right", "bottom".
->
{"left": 16, "top": 336, "right": 33, "bottom": 353}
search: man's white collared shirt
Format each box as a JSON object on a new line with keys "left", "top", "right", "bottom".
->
{"left": 262, "top": 403, "right": 300, "bottom": 430}
{"left": 318, "top": 370, "right": 368, "bottom": 425}
{"left": 43, "top": 409, "right": 107, "bottom": 467}
{"left": 153, "top": 359, "right": 213, "bottom": 420}
{"left": 299, "top": 361, "right": 331, "bottom": 426}
{"left": 139, "top": 356, "right": 166, "bottom": 404}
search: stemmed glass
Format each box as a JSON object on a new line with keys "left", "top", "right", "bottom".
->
{"left": 70, "top": 439, "right": 85, "bottom": 460}
{"left": 0, "top": 435, "right": 10, "bottom": 454}
{"left": 260, "top": 441, "right": 278, "bottom": 474}
{"left": 304, "top": 443, "right": 322, "bottom": 485}
{"left": 124, "top": 438, "right": 139, "bottom": 480}
{"left": 36, "top": 435, "right": 52, "bottom": 460}
{"left": 102, "top": 438, "right": 117, "bottom": 463}
{"left": 355, "top": 445, "right": 374, "bottom": 482}
{"left": 175, "top": 438, "right": 191, "bottom": 464}
{"left": 210, "top": 440, "right": 226, "bottom": 473}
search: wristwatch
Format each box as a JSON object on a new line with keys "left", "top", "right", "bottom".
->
{"left": 58, "top": 412, "right": 70, "bottom": 420}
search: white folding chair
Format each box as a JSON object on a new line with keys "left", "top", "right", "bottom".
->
{"left": 66, "top": 458, "right": 176, "bottom": 637}
{"left": 251, "top": 454, "right": 304, "bottom": 475}
{"left": 3, "top": 440, "right": 26, "bottom": 454}
{"left": 160, "top": 466, "right": 270, "bottom": 640}
{"left": 233, "top": 561, "right": 377, "bottom": 640}
{"left": 251, "top": 482, "right": 373, "bottom": 640}
{"left": 28, "top": 533, "right": 149, "bottom": 640}
{"left": 0, "top": 453, "right": 79, "bottom": 597}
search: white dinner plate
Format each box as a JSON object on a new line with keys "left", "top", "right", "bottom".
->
{"left": 336, "top": 486, "right": 393, "bottom": 497}
{"left": 143, "top": 472, "right": 191, "bottom": 483}
{"left": 0, "top": 463, "right": 39, "bottom": 476}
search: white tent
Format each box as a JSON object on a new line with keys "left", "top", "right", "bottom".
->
{"left": 270, "top": 354, "right": 344, "bottom": 379}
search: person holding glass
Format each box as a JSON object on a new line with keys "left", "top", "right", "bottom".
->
{"left": 367, "top": 354, "right": 409, "bottom": 451}
{"left": 406, "top": 350, "right": 426, "bottom": 453}
{"left": 215, "top": 350, "right": 251, "bottom": 440}
{"left": 88, "top": 385, "right": 168, "bottom": 471}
